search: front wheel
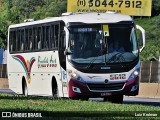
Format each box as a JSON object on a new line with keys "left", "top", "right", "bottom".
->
{"left": 103, "top": 97, "right": 112, "bottom": 102}
{"left": 111, "top": 95, "right": 123, "bottom": 104}
{"left": 79, "top": 97, "right": 89, "bottom": 101}
{"left": 52, "top": 87, "right": 58, "bottom": 99}
{"left": 52, "top": 78, "right": 58, "bottom": 99}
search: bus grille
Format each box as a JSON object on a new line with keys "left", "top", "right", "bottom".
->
{"left": 87, "top": 82, "right": 125, "bottom": 91}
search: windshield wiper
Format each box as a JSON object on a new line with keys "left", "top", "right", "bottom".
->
{"left": 85, "top": 49, "right": 106, "bottom": 69}
{"left": 107, "top": 52, "right": 120, "bottom": 63}
{"left": 107, "top": 52, "right": 126, "bottom": 68}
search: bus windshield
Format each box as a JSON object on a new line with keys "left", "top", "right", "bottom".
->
{"left": 68, "top": 24, "right": 138, "bottom": 66}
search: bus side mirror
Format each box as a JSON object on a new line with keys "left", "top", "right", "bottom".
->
{"left": 136, "top": 25, "right": 145, "bottom": 52}
{"left": 64, "top": 48, "right": 72, "bottom": 55}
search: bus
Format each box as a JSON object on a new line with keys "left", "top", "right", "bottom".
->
{"left": 7, "top": 12, "right": 145, "bottom": 103}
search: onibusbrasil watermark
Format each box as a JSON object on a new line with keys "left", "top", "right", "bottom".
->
{"left": 1, "top": 112, "right": 42, "bottom": 118}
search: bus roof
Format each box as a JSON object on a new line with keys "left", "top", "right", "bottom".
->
{"left": 9, "top": 12, "right": 133, "bottom": 29}
{"left": 9, "top": 17, "right": 61, "bottom": 28}
{"left": 62, "top": 12, "right": 133, "bottom": 24}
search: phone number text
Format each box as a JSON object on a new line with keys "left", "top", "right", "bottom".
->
{"left": 84, "top": 0, "right": 142, "bottom": 8}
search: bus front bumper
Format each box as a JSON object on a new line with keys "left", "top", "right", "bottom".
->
{"left": 68, "top": 77, "right": 139, "bottom": 99}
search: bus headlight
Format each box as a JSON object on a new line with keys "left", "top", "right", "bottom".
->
{"left": 71, "top": 72, "right": 85, "bottom": 83}
{"left": 129, "top": 70, "right": 140, "bottom": 80}
{"left": 134, "top": 70, "right": 139, "bottom": 76}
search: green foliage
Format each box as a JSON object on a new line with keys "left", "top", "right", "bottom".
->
{"left": 29, "top": 0, "right": 67, "bottom": 20}
{"left": 135, "top": 16, "right": 160, "bottom": 61}
{"left": 0, "top": 0, "right": 10, "bottom": 47}
{"left": 153, "top": 0, "right": 160, "bottom": 12}
{"left": 0, "top": 0, "right": 67, "bottom": 48}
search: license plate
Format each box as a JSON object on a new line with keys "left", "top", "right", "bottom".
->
{"left": 101, "top": 93, "right": 112, "bottom": 96}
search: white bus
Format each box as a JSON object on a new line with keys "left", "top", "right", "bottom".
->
{"left": 7, "top": 12, "right": 145, "bottom": 103}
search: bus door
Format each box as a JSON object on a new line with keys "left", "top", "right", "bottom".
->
{"left": 63, "top": 26, "right": 75, "bottom": 98}
{"left": 59, "top": 26, "right": 68, "bottom": 97}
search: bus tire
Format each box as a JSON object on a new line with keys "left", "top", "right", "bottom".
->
{"left": 103, "top": 97, "right": 112, "bottom": 102}
{"left": 79, "top": 97, "right": 89, "bottom": 101}
{"left": 111, "top": 95, "right": 123, "bottom": 104}
{"left": 52, "top": 77, "right": 58, "bottom": 99}
{"left": 22, "top": 78, "right": 28, "bottom": 96}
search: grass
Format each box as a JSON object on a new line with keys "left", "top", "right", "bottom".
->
{"left": 0, "top": 94, "right": 159, "bottom": 119}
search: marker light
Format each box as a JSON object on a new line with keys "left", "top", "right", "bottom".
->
{"left": 68, "top": 70, "right": 72, "bottom": 74}
{"left": 71, "top": 73, "right": 77, "bottom": 78}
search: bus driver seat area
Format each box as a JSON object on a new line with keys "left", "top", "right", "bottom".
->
{"left": 83, "top": 41, "right": 92, "bottom": 58}
{"left": 79, "top": 35, "right": 92, "bottom": 58}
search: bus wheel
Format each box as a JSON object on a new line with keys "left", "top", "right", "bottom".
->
{"left": 52, "top": 77, "right": 58, "bottom": 99}
{"left": 104, "top": 97, "right": 112, "bottom": 102}
{"left": 79, "top": 97, "right": 89, "bottom": 101}
{"left": 22, "top": 79, "right": 28, "bottom": 96}
{"left": 103, "top": 97, "right": 109, "bottom": 102}
{"left": 111, "top": 95, "right": 123, "bottom": 104}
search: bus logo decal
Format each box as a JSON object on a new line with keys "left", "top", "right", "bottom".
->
{"left": 110, "top": 74, "right": 126, "bottom": 80}
{"left": 12, "top": 55, "right": 36, "bottom": 84}
{"left": 104, "top": 79, "right": 109, "bottom": 84}
{"left": 88, "top": 76, "right": 100, "bottom": 79}
{"left": 38, "top": 55, "right": 57, "bottom": 68}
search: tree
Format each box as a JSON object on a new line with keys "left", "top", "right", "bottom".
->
{"left": 12, "top": 0, "right": 46, "bottom": 19}
{"left": 152, "top": 0, "right": 160, "bottom": 16}
{"left": 0, "top": 0, "right": 67, "bottom": 48}
{"left": 29, "top": 0, "right": 67, "bottom": 19}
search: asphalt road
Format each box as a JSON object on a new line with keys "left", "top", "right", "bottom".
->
{"left": 89, "top": 97, "right": 160, "bottom": 107}
{"left": 0, "top": 89, "right": 15, "bottom": 94}
{"left": 0, "top": 89, "right": 160, "bottom": 107}
{"left": 124, "top": 97, "right": 160, "bottom": 107}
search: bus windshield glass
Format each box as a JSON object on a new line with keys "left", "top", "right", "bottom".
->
{"left": 68, "top": 24, "right": 138, "bottom": 65}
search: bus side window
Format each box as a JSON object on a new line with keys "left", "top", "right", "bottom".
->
{"left": 42, "top": 26, "right": 45, "bottom": 49}
{"left": 51, "top": 25, "right": 55, "bottom": 49}
{"left": 55, "top": 24, "right": 59, "bottom": 48}
{"left": 9, "top": 31, "right": 12, "bottom": 52}
{"left": 17, "top": 30, "right": 20, "bottom": 51}
{"left": 24, "top": 27, "right": 33, "bottom": 51}
{"left": 42, "top": 26, "right": 50, "bottom": 49}
{"left": 42, "top": 26, "right": 49, "bottom": 50}
{"left": 25, "top": 28, "right": 29, "bottom": 51}
{"left": 46, "top": 26, "right": 50, "bottom": 49}
{"left": 17, "top": 29, "right": 23, "bottom": 51}
{"left": 20, "top": 29, "right": 25, "bottom": 51}
{"left": 9, "top": 30, "right": 16, "bottom": 53}
{"left": 37, "top": 27, "right": 42, "bottom": 50}
{"left": 33, "top": 27, "right": 38, "bottom": 50}
{"left": 51, "top": 24, "right": 59, "bottom": 49}
{"left": 29, "top": 28, "right": 33, "bottom": 50}
{"left": 14, "top": 30, "right": 17, "bottom": 52}
{"left": 16, "top": 30, "right": 20, "bottom": 52}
